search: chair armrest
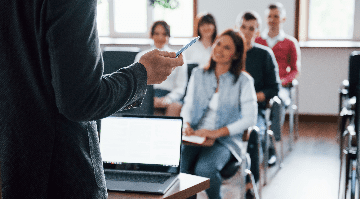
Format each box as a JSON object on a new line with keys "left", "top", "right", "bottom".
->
{"left": 340, "top": 79, "right": 349, "bottom": 91}
{"left": 266, "top": 96, "right": 282, "bottom": 109}
{"left": 243, "top": 126, "right": 260, "bottom": 141}
{"left": 283, "top": 79, "right": 299, "bottom": 88}
{"left": 246, "top": 126, "right": 260, "bottom": 183}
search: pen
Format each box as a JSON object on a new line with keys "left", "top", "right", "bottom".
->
{"left": 176, "top": 36, "right": 200, "bottom": 57}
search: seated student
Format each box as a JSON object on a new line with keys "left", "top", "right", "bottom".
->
{"left": 185, "top": 13, "right": 217, "bottom": 68}
{"left": 235, "top": 11, "right": 281, "bottom": 165}
{"left": 180, "top": 29, "right": 257, "bottom": 199}
{"left": 134, "top": 20, "right": 188, "bottom": 116}
{"left": 255, "top": 2, "right": 301, "bottom": 124}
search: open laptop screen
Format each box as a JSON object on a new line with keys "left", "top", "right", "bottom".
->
{"left": 99, "top": 115, "right": 183, "bottom": 174}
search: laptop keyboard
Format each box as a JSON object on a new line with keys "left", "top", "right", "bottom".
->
{"left": 105, "top": 172, "right": 170, "bottom": 184}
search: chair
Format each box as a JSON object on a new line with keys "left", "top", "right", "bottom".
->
{"left": 338, "top": 51, "right": 360, "bottom": 161}
{"left": 287, "top": 79, "right": 299, "bottom": 150}
{"left": 219, "top": 126, "right": 261, "bottom": 199}
{"left": 337, "top": 51, "right": 360, "bottom": 199}
{"left": 183, "top": 62, "right": 199, "bottom": 97}
{"left": 102, "top": 46, "right": 141, "bottom": 75}
{"left": 262, "top": 96, "right": 283, "bottom": 186}
{"left": 337, "top": 99, "right": 357, "bottom": 199}
{"left": 101, "top": 46, "right": 155, "bottom": 116}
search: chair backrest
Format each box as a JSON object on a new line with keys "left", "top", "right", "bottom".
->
{"left": 187, "top": 63, "right": 199, "bottom": 81}
{"left": 346, "top": 51, "right": 360, "bottom": 190}
{"left": 220, "top": 127, "right": 260, "bottom": 181}
{"left": 348, "top": 51, "right": 360, "bottom": 98}
{"left": 102, "top": 47, "right": 154, "bottom": 116}
{"left": 102, "top": 47, "right": 141, "bottom": 74}
{"left": 182, "top": 63, "right": 198, "bottom": 100}
{"left": 246, "top": 126, "right": 260, "bottom": 183}
{"left": 357, "top": 86, "right": 360, "bottom": 185}
{"left": 268, "top": 96, "right": 282, "bottom": 142}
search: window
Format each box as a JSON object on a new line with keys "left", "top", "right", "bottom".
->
{"left": 96, "top": 0, "right": 195, "bottom": 38}
{"left": 298, "top": 0, "right": 360, "bottom": 41}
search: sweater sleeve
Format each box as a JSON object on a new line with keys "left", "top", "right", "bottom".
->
{"left": 227, "top": 76, "right": 258, "bottom": 135}
{"left": 46, "top": 0, "right": 147, "bottom": 121}
{"left": 261, "top": 49, "right": 281, "bottom": 100}
{"left": 281, "top": 38, "right": 300, "bottom": 85}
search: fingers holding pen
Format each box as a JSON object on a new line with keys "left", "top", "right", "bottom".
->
{"left": 139, "top": 49, "right": 184, "bottom": 85}
{"left": 158, "top": 50, "right": 176, "bottom": 58}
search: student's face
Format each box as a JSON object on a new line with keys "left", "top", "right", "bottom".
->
{"left": 199, "top": 23, "right": 215, "bottom": 39}
{"left": 211, "top": 35, "right": 237, "bottom": 65}
{"left": 239, "top": 19, "right": 259, "bottom": 44}
{"left": 152, "top": 25, "right": 169, "bottom": 49}
{"left": 266, "top": 8, "right": 285, "bottom": 29}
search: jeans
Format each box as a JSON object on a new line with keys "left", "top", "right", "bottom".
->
{"left": 256, "top": 114, "right": 266, "bottom": 164}
{"left": 180, "top": 141, "right": 232, "bottom": 199}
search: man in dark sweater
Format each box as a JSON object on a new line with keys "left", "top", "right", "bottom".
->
{"left": 0, "top": 1, "right": 183, "bottom": 198}
{"left": 236, "top": 11, "right": 281, "bottom": 165}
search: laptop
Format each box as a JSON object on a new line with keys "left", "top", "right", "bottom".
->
{"left": 99, "top": 114, "right": 183, "bottom": 194}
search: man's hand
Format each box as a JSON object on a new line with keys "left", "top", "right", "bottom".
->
{"left": 139, "top": 49, "right": 184, "bottom": 85}
{"left": 256, "top": 92, "right": 266, "bottom": 102}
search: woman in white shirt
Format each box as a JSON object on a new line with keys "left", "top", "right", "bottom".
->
{"left": 134, "top": 21, "right": 187, "bottom": 116}
{"left": 185, "top": 13, "right": 217, "bottom": 68}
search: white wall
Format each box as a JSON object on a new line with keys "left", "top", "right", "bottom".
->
{"left": 197, "top": 0, "right": 295, "bottom": 37}
{"left": 197, "top": 0, "right": 360, "bottom": 115}
{"left": 298, "top": 47, "right": 360, "bottom": 115}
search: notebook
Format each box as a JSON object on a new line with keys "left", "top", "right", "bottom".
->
{"left": 99, "top": 115, "right": 183, "bottom": 194}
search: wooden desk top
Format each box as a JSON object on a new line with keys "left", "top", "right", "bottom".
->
{"left": 108, "top": 173, "right": 210, "bottom": 199}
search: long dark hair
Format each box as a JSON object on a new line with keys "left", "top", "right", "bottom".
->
{"left": 196, "top": 13, "right": 217, "bottom": 45}
{"left": 205, "top": 29, "right": 246, "bottom": 83}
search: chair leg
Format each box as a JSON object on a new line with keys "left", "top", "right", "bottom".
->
{"left": 289, "top": 107, "right": 294, "bottom": 152}
{"left": 245, "top": 169, "right": 260, "bottom": 199}
{"left": 268, "top": 130, "right": 282, "bottom": 165}
{"left": 263, "top": 130, "right": 269, "bottom": 186}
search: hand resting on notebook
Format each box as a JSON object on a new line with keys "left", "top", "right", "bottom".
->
{"left": 182, "top": 122, "right": 222, "bottom": 146}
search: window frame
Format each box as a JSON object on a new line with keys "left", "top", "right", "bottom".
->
{"left": 296, "top": 0, "right": 360, "bottom": 42}
{"left": 99, "top": 0, "right": 197, "bottom": 38}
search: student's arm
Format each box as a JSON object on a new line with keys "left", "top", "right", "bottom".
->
{"left": 261, "top": 49, "right": 281, "bottom": 100}
{"left": 46, "top": 0, "right": 147, "bottom": 121}
{"left": 226, "top": 77, "right": 258, "bottom": 136}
